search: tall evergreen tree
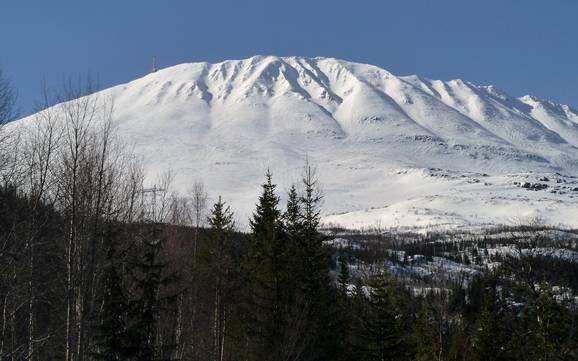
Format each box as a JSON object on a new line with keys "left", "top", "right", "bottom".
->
{"left": 129, "top": 224, "right": 178, "bottom": 361}
{"left": 283, "top": 184, "right": 302, "bottom": 312}
{"left": 529, "top": 281, "right": 575, "bottom": 361}
{"left": 281, "top": 180, "right": 342, "bottom": 361}
{"left": 359, "top": 270, "right": 406, "bottom": 361}
{"left": 283, "top": 185, "right": 302, "bottom": 243}
{"left": 338, "top": 254, "right": 350, "bottom": 295}
{"left": 299, "top": 165, "right": 327, "bottom": 295}
{"left": 413, "top": 305, "right": 440, "bottom": 361}
{"left": 202, "top": 196, "right": 236, "bottom": 361}
{"left": 244, "top": 170, "right": 290, "bottom": 361}
{"left": 473, "top": 286, "right": 505, "bottom": 361}
{"left": 92, "top": 226, "right": 139, "bottom": 361}
{"left": 296, "top": 164, "right": 338, "bottom": 360}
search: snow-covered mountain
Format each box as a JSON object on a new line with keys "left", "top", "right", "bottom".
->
{"left": 15, "top": 56, "right": 578, "bottom": 229}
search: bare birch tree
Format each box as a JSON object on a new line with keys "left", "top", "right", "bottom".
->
{"left": 43, "top": 76, "right": 126, "bottom": 361}
{"left": 189, "top": 180, "right": 208, "bottom": 262}
{"left": 0, "top": 70, "right": 19, "bottom": 186}
{"left": 0, "top": 70, "right": 17, "bottom": 126}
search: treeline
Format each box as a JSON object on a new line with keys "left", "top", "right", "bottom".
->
{"left": 0, "top": 73, "right": 577, "bottom": 361}
{"left": 332, "top": 229, "right": 578, "bottom": 360}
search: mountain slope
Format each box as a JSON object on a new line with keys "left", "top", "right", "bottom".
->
{"left": 14, "top": 56, "right": 578, "bottom": 229}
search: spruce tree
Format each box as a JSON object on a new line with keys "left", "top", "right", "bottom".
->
{"left": 359, "top": 270, "right": 406, "bottom": 361}
{"left": 414, "top": 305, "right": 439, "bottom": 361}
{"left": 244, "top": 170, "right": 290, "bottom": 361}
{"left": 330, "top": 254, "right": 355, "bottom": 361}
{"left": 530, "top": 281, "right": 573, "bottom": 361}
{"left": 203, "top": 196, "right": 236, "bottom": 361}
{"left": 338, "top": 254, "right": 350, "bottom": 295}
{"left": 299, "top": 165, "right": 327, "bottom": 295}
{"left": 296, "top": 164, "right": 338, "bottom": 360}
{"left": 283, "top": 184, "right": 302, "bottom": 307}
{"left": 283, "top": 185, "right": 302, "bottom": 244}
{"left": 92, "top": 229, "right": 139, "bottom": 361}
{"left": 473, "top": 287, "right": 504, "bottom": 361}
{"left": 129, "top": 223, "right": 178, "bottom": 361}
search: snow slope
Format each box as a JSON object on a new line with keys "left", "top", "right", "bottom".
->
{"left": 13, "top": 56, "right": 578, "bottom": 229}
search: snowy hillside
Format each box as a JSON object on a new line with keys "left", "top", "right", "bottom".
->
{"left": 14, "top": 56, "right": 578, "bottom": 229}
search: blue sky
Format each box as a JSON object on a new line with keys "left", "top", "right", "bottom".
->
{"left": 1, "top": 0, "right": 577, "bottom": 115}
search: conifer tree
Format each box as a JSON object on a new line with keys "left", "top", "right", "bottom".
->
{"left": 283, "top": 185, "right": 302, "bottom": 254}
{"left": 414, "top": 305, "right": 439, "bottom": 361}
{"left": 92, "top": 229, "right": 138, "bottom": 361}
{"left": 473, "top": 287, "right": 504, "bottom": 361}
{"left": 530, "top": 281, "right": 573, "bottom": 361}
{"left": 299, "top": 165, "right": 327, "bottom": 294}
{"left": 338, "top": 255, "right": 350, "bottom": 294}
{"left": 359, "top": 270, "right": 406, "bottom": 361}
{"left": 130, "top": 224, "right": 178, "bottom": 361}
{"left": 282, "top": 184, "right": 302, "bottom": 309}
{"left": 203, "top": 196, "right": 236, "bottom": 361}
{"left": 295, "top": 164, "right": 337, "bottom": 360}
{"left": 244, "top": 170, "right": 290, "bottom": 361}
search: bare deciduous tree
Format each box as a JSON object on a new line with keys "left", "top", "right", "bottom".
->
{"left": 189, "top": 180, "right": 208, "bottom": 261}
{"left": 0, "top": 70, "right": 19, "bottom": 185}
{"left": 0, "top": 70, "right": 17, "bottom": 125}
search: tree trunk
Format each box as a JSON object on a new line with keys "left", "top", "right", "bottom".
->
{"left": 27, "top": 236, "right": 35, "bottom": 361}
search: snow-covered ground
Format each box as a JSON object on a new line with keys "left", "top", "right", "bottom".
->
{"left": 11, "top": 56, "right": 578, "bottom": 229}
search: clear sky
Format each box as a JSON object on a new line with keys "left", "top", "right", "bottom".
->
{"left": 1, "top": 0, "right": 577, "bottom": 116}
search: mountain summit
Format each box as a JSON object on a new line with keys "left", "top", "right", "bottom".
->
{"left": 17, "top": 56, "right": 578, "bottom": 229}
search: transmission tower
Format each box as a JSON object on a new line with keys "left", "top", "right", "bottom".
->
{"left": 152, "top": 56, "right": 158, "bottom": 73}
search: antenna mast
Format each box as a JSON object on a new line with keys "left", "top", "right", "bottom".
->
{"left": 152, "top": 56, "right": 158, "bottom": 73}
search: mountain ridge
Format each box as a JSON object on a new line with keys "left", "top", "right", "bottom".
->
{"left": 14, "top": 55, "right": 578, "bottom": 229}
{"left": 137, "top": 55, "right": 578, "bottom": 149}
